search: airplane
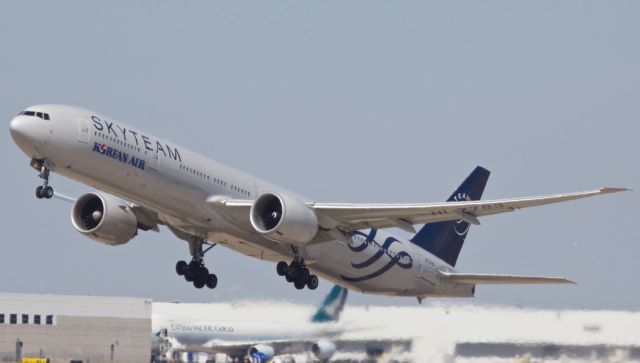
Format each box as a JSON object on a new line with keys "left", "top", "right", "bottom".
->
{"left": 9, "top": 105, "right": 628, "bottom": 302}
{"left": 152, "top": 285, "right": 359, "bottom": 362}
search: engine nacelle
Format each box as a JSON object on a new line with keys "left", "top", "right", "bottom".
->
{"left": 71, "top": 192, "right": 138, "bottom": 245}
{"left": 311, "top": 339, "right": 336, "bottom": 360}
{"left": 247, "top": 344, "right": 275, "bottom": 361}
{"left": 250, "top": 192, "right": 318, "bottom": 245}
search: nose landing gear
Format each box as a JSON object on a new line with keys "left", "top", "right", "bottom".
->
{"left": 175, "top": 238, "right": 218, "bottom": 290}
{"left": 33, "top": 159, "right": 54, "bottom": 199}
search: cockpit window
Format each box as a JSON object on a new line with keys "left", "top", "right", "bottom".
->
{"left": 20, "top": 110, "right": 50, "bottom": 120}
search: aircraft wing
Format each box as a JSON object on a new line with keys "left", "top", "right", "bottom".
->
{"left": 309, "top": 187, "right": 627, "bottom": 232}
{"left": 186, "top": 339, "right": 313, "bottom": 357}
{"left": 438, "top": 270, "right": 575, "bottom": 284}
{"left": 185, "top": 337, "right": 412, "bottom": 359}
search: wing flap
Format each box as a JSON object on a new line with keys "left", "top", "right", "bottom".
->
{"left": 439, "top": 270, "right": 575, "bottom": 285}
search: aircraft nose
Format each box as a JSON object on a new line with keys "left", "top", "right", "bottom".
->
{"left": 9, "top": 115, "right": 42, "bottom": 146}
{"left": 9, "top": 116, "right": 27, "bottom": 141}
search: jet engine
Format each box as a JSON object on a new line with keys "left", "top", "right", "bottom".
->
{"left": 247, "top": 344, "right": 275, "bottom": 361}
{"left": 311, "top": 339, "right": 337, "bottom": 360}
{"left": 250, "top": 192, "right": 318, "bottom": 245}
{"left": 71, "top": 192, "right": 138, "bottom": 245}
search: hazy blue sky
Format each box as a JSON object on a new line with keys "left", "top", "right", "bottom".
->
{"left": 1, "top": 1, "right": 638, "bottom": 309}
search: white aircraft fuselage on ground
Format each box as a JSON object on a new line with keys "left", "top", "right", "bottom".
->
{"left": 152, "top": 285, "right": 353, "bottom": 361}
{"left": 9, "top": 105, "right": 627, "bottom": 300}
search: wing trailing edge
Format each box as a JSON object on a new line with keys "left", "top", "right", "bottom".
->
{"left": 438, "top": 270, "right": 575, "bottom": 285}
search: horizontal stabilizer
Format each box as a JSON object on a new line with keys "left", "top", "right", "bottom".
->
{"left": 439, "top": 270, "right": 575, "bottom": 285}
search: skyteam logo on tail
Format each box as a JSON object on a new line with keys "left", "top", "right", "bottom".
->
{"left": 453, "top": 192, "right": 471, "bottom": 236}
{"left": 341, "top": 229, "right": 413, "bottom": 282}
{"left": 92, "top": 142, "right": 145, "bottom": 170}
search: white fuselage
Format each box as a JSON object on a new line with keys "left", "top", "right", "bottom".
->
{"left": 9, "top": 105, "right": 474, "bottom": 298}
{"left": 152, "top": 313, "right": 343, "bottom": 352}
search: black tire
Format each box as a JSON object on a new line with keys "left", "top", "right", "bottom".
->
{"left": 193, "top": 279, "right": 205, "bottom": 289}
{"left": 198, "top": 266, "right": 209, "bottom": 279}
{"left": 276, "top": 261, "right": 288, "bottom": 276}
{"left": 206, "top": 274, "right": 217, "bottom": 289}
{"left": 294, "top": 278, "right": 306, "bottom": 290}
{"left": 188, "top": 261, "right": 200, "bottom": 276}
{"left": 300, "top": 267, "right": 310, "bottom": 283}
{"left": 44, "top": 186, "right": 54, "bottom": 199}
{"left": 285, "top": 273, "right": 294, "bottom": 283}
{"left": 194, "top": 267, "right": 208, "bottom": 287}
{"left": 176, "top": 260, "right": 187, "bottom": 276}
{"left": 288, "top": 262, "right": 301, "bottom": 278}
{"left": 307, "top": 275, "right": 319, "bottom": 290}
{"left": 36, "top": 186, "right": 44, "bottom": 199}
{"left": 184, "top": 272, "right": 194, "bottom": 282}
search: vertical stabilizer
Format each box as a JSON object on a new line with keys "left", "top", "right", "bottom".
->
{"left": 410, "top": 166, "right": 490, "bottom": 266}
{"left": 311, "top": 285, "right": 348, "bottom": 323}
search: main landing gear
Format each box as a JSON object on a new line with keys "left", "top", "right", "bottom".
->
{"left": 33, "top": 159, "right": 54, "bottom": 199}
{"left": 276, "top": 247, "right": 319, "bottom": 290}
{"left": 175, "top": 238, "right": 218, "bottom": 290}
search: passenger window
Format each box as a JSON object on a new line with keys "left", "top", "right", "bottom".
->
{"left": 46, "top": 315, "right": 53, "bottom": 325}
{"left": 22, "top": 314, "right": 28, "bottom": 324}
{"left": 0, "top": 314, "right": 4, "bottom": 324}
{"left": 34, "top": 315, "right": 41, "bottom": 325}
{"left": 10, "top": 314, "right": 17, "bottom": 324}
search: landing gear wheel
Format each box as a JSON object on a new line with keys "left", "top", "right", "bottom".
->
{"left": 300, "top": 267, "right": 310, "bottom": 283}
{"left": 184, "top": 272, "right": 194, "bottom": 282}
{"left": 188, "top": 261, "right": 201, "bottom": 276}
{"left": 34, "top": 160, "right": 53, "bottom": 200}
{"left": 193, "top": 279, "right": 205, "bottom": 289}
{"left": 177, "top": 237, "right": 220, "bottom": 290}
{"left": 285, "top": 273, "right": 294, "bottom": 283}
{"left": 206, "top": 274, "right": 217, "bottom": 289}
{"left": 307, "top": 275, "right": 319, "bottom": 290}
{"left": 176, "top": 260, "right": 187, "bottom": 276}
{"left": 276, "top": 261, "right": 288, "bottom": 276}
{"left": 293, "top": 279, "right": 306, "bottom": 290}
{"left": 288, "top": 262, "right": 301, "bottom": 279}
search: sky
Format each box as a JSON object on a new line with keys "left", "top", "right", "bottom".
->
{"left": 0, "top": 1, "right": 638, "bottom": 310}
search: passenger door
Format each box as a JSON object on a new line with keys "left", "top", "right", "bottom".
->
{"left": 76, "top": 118, "right": 90, "bottom": 144}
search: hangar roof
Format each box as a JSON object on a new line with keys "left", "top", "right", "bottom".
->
{"left": 0, "top": 293, "right": 151, "bottom": 319}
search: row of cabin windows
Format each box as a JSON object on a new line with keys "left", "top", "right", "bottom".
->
{"left": 19, "top": 110, "right": 50, "bottom": 120}
{"left": 231, "top": 185, "right": 250, "bottom": 197}
{"left": 0, "top": 314, "right": 54, "bottom": 325}
{"left": 95, "top": 131, "right": 142, "bottom": 153}
{"left": 178, "top": 164, "right": 250, "bottom": 197}
{"left": 179, "top": 164, "right": 211, "bottom": 180}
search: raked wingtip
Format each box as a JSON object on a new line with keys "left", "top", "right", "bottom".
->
{"left": 599, "top": 187, "right": 632, "bottom": 193}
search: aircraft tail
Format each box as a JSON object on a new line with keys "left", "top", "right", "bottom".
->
{"left": 310, "top": 285, "right": 348, "bottom": 323}
{"left": 410, "top": 166, "right": 490, "bottom": 267}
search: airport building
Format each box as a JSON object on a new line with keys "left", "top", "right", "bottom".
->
{"left": 1, "top": 291, "right": 639, "bottom": 362}
{"left": 0, "top": 293, "right": 151, "bottom": 363}
{"left": 156, "top": 300, "right": 640, "bottom": 362}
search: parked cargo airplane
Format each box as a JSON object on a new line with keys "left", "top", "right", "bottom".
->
{"left": 152, "top": 285, "right": 357, "bottom": 362}
{"left": 9, "top": 105, "right": 627, "bottom": 300}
